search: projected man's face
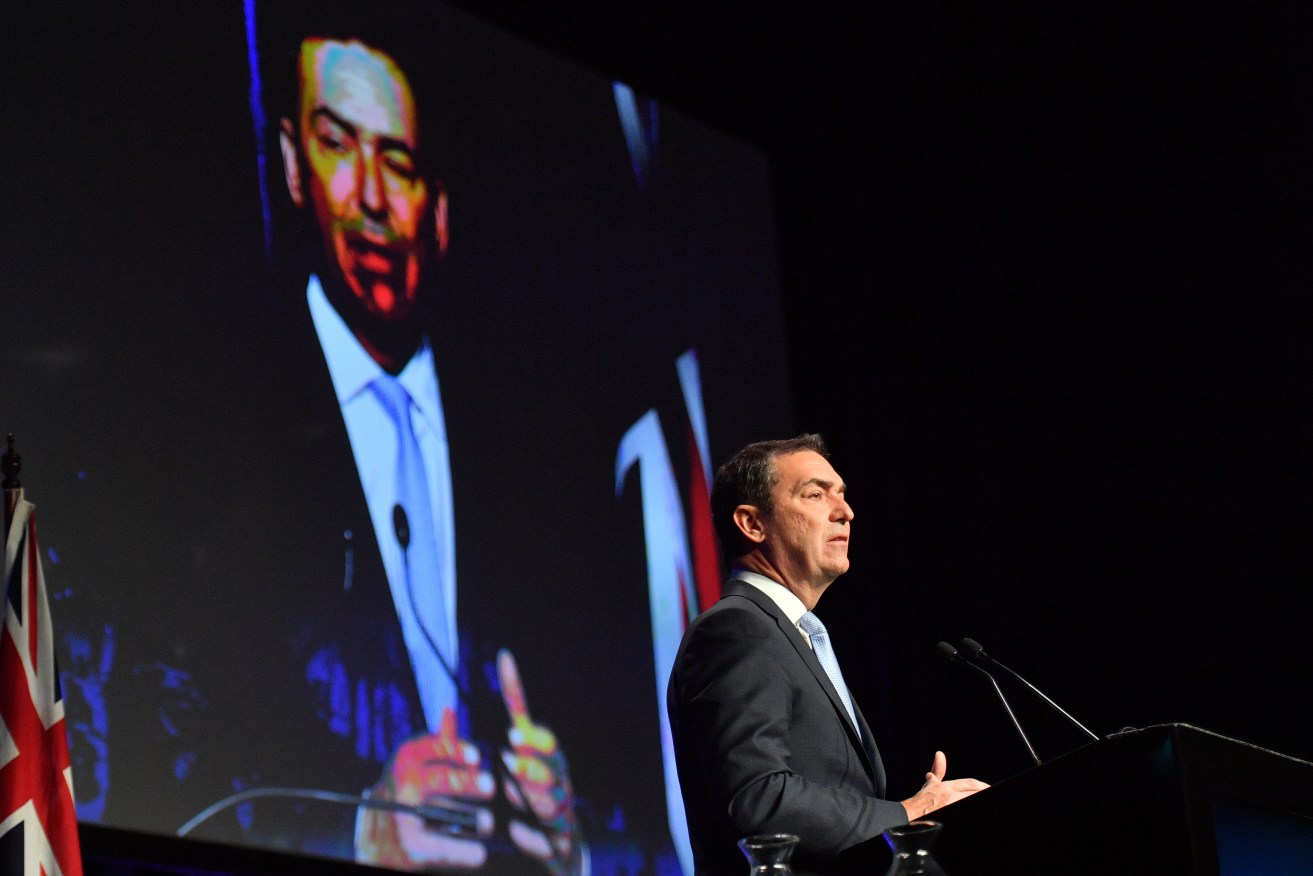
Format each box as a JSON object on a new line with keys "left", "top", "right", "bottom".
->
{"left": 280, "top": 38, "right": 447, "bottom": 365}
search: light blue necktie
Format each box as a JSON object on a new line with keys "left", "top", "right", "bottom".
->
{"left": 800, "top": 611, "right": 860, "bottom": 736}
{"left": 371, "top": 375, "right": 457, "bottom": 728}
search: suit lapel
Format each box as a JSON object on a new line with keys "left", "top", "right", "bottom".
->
{"left": 724, "top": 581, "right": 878, "bottom": 782}
{"left": 851, "top": 698, "right": 887, "bottom": 796}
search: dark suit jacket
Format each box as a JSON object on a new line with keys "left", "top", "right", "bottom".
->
{"left": 667, "top": 580, "right": 908, "bottom": 875}
{"left": 123, "top": 292, "right": 543, "bottom": 866}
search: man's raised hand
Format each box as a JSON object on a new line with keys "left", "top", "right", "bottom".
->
{"left": 357, "top": 706, "right": 495, "bottom": 869}
{"left": 498, "top": 648, "right": 584, "bottom": 876}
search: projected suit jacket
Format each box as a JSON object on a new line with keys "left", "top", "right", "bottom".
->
{"left": 667, "top": 579, "right": 907, "bottom": 876}
{"left": 145, "top": 288, "right": 548, "bottom": 866}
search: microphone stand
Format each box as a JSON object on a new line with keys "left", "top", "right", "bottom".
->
{"left": 937, "top": 642, "right": 1042, "bottom": 767}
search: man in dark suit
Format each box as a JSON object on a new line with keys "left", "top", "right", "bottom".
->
{"left": 667, "top": 435, "right": 986, "bottom": 875}
{"left": 269, "top": 23, "right": 581, "bottom": 874}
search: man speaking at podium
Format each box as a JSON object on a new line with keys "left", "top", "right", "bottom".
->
{"left": 667, "top": 435, "right": 986, "bottom": 874}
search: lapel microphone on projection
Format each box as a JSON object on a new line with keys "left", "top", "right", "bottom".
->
{"left": 959, "top": 638, "right": 1101, "bottom": 743}
{"left": 936, "top": 641, "right": 1041, "bottom": 766}
{"left": 394, "top": 502, "right": 572, "bottom": 870}
{"left": 394, "top": 502, "right": 458, "bottom": 681}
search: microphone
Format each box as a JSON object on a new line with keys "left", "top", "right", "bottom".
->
{"left": 393, "top": 503, "right": 411, "bottom": 550}
{"left": 959, "top": 638, "right": 1100, "bottom": 742}
{"left": 177, "top": 786, "right": 480, "bottom": 839}
{"left": 936, "top": 641, "right": 1042, "bottom": 766}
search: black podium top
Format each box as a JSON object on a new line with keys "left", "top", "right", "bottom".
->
{"left": 845, "top": 723, "right": 1313, "bottom": 876}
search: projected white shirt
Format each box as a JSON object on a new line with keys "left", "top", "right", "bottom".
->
{"left": 307, "top": 274, "right": 459, "bottom": 732}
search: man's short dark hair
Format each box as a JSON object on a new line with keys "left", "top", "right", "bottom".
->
{"left": 711, "top": 434, "right": 830, "bottom": 561}
{"left": 263, "top": 2, "right": 434, "bottom": 130}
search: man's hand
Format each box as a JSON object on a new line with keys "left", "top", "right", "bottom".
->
{"left": 356, "top": 706, "right": 496, "bottom": 870}
{"left": 899, "top": 750, "right": 989, "bottom": 820}
{"left": 497, "top": 649, "right": 584, "bottom": 876}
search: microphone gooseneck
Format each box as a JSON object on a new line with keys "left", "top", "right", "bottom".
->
{"left": 959, "top": 638, "right": 1100, "bottom": 742}
{"left": 936, "top": 641, "right": 1042, "bottom": 767}
{"left": 177, "top": 787, "right": 479, "bottom": 839}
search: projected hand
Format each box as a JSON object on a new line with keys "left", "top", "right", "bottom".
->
{"left": 356, "top": 706, "right": 496, "bottom": 870}
{"left": 497, "top": 648, "right": 584, "bottom": 876}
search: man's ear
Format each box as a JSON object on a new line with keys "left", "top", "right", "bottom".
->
{"left": 279, "top": 118, "right": 304, "bottom": 207}
{"left": 432, "top": 180, "right": 449, "bottom": 256}
{"left": 733, "top": 505, "right": 768, "bottom": 545}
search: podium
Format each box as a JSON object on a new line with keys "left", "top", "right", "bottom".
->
{"left": 845, "top": 724, "right": 1313, "bottom": 875}
{"left": 76, "top": 724, "right": 1313, "bottom": 875}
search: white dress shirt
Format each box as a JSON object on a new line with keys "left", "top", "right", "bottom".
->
{"left": 732, "top": 569, "right": 813, "bottom": 649}
{"left": 308, "top": 275, "right": 457, "bottom": 732}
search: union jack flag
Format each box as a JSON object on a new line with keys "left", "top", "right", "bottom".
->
{"left": 2, "top": 498, "right": 82, "bottom": 876}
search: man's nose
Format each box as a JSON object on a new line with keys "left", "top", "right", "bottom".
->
{"left": 358, "top": 150, "right": 387, "bottom": 219}
{"left": 834, "top": 497, "right": 854, "bottom": 523}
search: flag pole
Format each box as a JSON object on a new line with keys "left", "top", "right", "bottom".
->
{"left": 1, "top": 433, "right": 85, "bottom": 876}
{"left": 2, "top": 432, "right": 20, "bottom": 538}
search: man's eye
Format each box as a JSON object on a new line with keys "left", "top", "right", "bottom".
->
{"left": 383, "top": 154, "right": 418, "bottom": 181}
{"left": 316, "top": 132, "right": 349, "bottom": 154}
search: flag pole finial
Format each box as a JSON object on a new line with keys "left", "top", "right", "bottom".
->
{"left": 3, "top": 433, "right": 20, "bottom": 535}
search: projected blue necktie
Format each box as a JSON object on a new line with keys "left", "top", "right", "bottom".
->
{"left": 800, "top": 611, "right": 860, "bottom": 736}
{"left": 371, "top": 375, "right": 457, "bottom": 728}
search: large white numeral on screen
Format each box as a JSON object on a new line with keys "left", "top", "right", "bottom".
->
{"left": 614, "top": 349, "right": 715, "bottom": 876}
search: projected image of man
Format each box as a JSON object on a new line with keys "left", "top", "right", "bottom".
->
{"left": 283, "top": 37, "right": 443, "bottom": 373}
{"left": 278, "top": 33, "right": 582, "bottom": 875}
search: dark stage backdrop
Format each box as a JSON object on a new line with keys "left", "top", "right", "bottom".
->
{"left": 765, "top": 1, "right": 1313, "bottom": 790}
{"left": 1, "top": 2, "right": 789, "bottom": 875}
